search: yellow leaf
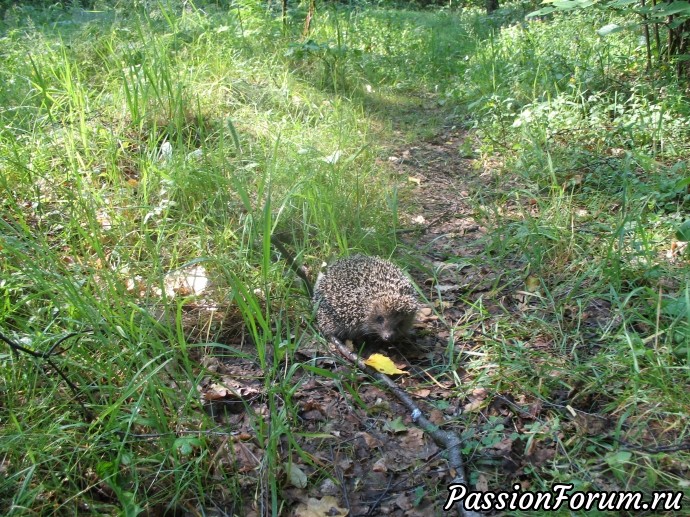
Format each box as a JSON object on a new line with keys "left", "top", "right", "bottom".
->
{"left": 408, "top": 176, "right": 421, "bottom": 185}
{"left": 364, "top": 354, "right": 408, "bottom": 375}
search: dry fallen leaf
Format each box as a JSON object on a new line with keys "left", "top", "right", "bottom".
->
{"left": 491, "top": 437, "right": 514, "bottom": 453}
{"left": 428, "top": 409, "right": 444, "bottom": 425}
{"left": 285, "top": 462, "right": 308, "bottom": 489}
{"left": 394, "top": 493, "right": 412, "bottom": 511}
{"left": 372, "top": 457, "right": 387, "bottom": 472}
{"left": 400, "top": 428, "right": 425, "bottom": 450}
{"left": 463, "top": 388, "right": 489, "bottom": 413}
{"left": 164, "top": 265, "right": 209, "bottom": 297}
{"left": 433, "top": 300, "right": 453, "bottom": 310}
{"left": 202, "top": 383, "right": 232, "bottom": 401}
{"left": 435, "top": 284, "right": 459, "bottom": 293}
{"left": 337, "top": 458, "right": 353, "bottom": 474}
{"left": 358, "top": 432, "right": 383, "bottom": 449}
{"left": 294, "top": 496, "right": 348, "bottom": 517}
{"left": 200, "top": 379, "right": 261, "bottom": 402}
{"left": 417, "top": 307, "right": 437, "bottom": 322}
{"left": 475, "top": 473, "right": 489, "bottom": 492}
{"left": 525, "top": 275, "right": 540, "bottom": 292}
{"left": 525, "top": 444, "right": 556, "bottom": 466}
{"left": 364, "top": 354, "right": 408, "bottom": 375}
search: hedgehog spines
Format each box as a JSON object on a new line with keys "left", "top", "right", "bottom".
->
{"left": 313, "top": 254, "right": 420, "bottom": 343}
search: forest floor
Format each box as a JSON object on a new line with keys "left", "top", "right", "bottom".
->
{"left": 4, "top": 5, "right": 690, "bottom": 516}
{"left": 187, "top": 121, "right": 596, "bottom": 516}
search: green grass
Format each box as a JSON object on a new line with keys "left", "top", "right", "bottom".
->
{"left": 453, "top": 4, "right": 690, "bottom": 511}
{"left": 1, "top": 0, "right": 689, "bottom": 514}
{"left": 0, "top": 2, "right": 439, "bottom": 513}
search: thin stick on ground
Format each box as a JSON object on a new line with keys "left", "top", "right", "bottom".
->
{"left": 0, "top": 330, "right": 94, "bottom": 421}
{"left": 329, "top": 336, "right": 482, "bottom": 517}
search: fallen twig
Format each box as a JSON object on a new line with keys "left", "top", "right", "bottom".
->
{"left": 330, "top": 336, "right": 482, "bottom": 517}
{"left": 0, "top": 329, "right": 93, "bottom": 421}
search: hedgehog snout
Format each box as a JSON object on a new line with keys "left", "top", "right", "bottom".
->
{"left": 380, "top": 330, "right": 397, "bottom": 341}
{"left": 377, "top": 326, "right": 394, "bottom": 341}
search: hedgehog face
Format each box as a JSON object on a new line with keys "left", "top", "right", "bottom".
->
{"left": 365, "top": 296, "right": 418, "bottom": 342}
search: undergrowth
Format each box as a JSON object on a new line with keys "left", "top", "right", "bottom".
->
{"left": 453, "top": 4, "right": 690, "bottom": 510}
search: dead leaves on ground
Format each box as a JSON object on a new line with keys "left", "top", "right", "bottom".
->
{"left": 194, "top": 338, "right": 573, "bottom": 515}
{"left": 196, "top": 354, "right": 451, "bottom": 514}
{"left": 294, "top": 496, "right": 348, "bottom": 517}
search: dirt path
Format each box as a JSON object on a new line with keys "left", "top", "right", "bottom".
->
{"left": 190, "top": 125, "right": 561, "bottom": 516}
{"left": 196, "top": 126, "right": 496, "bottom": 516}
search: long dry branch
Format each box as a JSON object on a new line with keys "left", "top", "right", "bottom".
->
{"left": 330, "top": 336, "right": 482, "bottom": 517}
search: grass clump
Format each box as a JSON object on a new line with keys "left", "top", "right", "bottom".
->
{"left": 443, "top": 2, "right": 690, "bottom": 506}
{"left": 0, "top": 1, "right": 399, "bottom": 513}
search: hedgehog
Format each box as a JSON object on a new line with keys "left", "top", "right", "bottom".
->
{"left": 313, "top": 254, "right": 420, "bottom": 343}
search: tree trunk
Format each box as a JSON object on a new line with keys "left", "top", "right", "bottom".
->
{"left": 303, "top": 0, "right": 315, "bottom": 37}
{"left": 486, "top": 0, "right": 499, "bottom": 14}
